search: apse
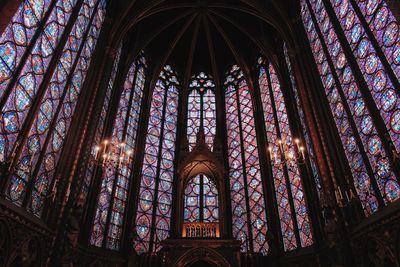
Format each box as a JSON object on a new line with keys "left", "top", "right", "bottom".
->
{"left": 0, "top": 0, "right": 400, "bottom": 267}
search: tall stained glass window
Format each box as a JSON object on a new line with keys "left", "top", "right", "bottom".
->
{"left": 283, "top": 44, "right": 323, "bottom": 199}
{"left": 184, "top": 174, "right": 219, "bottom": 223}
{"left": 301, "top": 0, "right": 400, "bottom": 215}
{"left": 0, "top": 0, "right": 107, "bottom": 216}
{"left": 258, "top": 59, "right": 313, "bottom": 251}
{"left": 81, "top": 43, "right": 123, "bottom": 204}
{"left": 90, "top": 55, "right": 146, "bottom": 250}
{"left": 225, "top": 65, "right": 269, "bottom": 255}
{"left": 187, "top": 72, "right": 216, "bottom": 150}
{"left": 134, "top": 65, "right": 179, "bottom": 254}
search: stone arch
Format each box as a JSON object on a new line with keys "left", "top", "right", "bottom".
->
{"left": 175, "top": 143, "right": 227, "bottom": 238}
{"left": 174, "top": 247, "right": 231, "bottom": 267}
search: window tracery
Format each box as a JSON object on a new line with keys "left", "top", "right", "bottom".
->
{"left": 187, "top": 72, "right": 216, "bottom": 151}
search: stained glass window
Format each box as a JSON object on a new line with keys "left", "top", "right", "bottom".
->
{"left": 0, "top": 0, "right": 53, "bottom": 103}
{"left": 184, "top": 174, "right": 219, "bottom": 223}
{"left": 225, "top": 65, "right": 269, "bottom": 255}
{"left": 81, "top": 43, "right": 123, "bottom": 204}
{"left": 283, "top": 44, "right": 323, "bottom": 199}
{"left": 355, "top": 0, "right": 400, "bottom": 82}
{"left": 329, "top": 0, "right": 400, "bottom": 153}
{"left": 134, "top": 65, "right": 179, "bottom": 254}
{"left": 301, "top": 0, "right": 400, "bottom": 215}
{"left": 1, "top": 0, "right": 79, "bottom": 163}
{"left": 187, "top": 72, "right": 216, "bottom": 151}
{"left": 1, "top": 0, "right": 107, "bottom": 216}
{"left": 90, "top": 55, "right": 146, "bottom": 250}
{"left": 258, "top": 59, "right": 313, "bottom": 251}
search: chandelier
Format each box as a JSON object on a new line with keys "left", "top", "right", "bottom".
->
{"left": 93, "top": 139, "right": 133, "bottom": 168}
{"left": 268, "top": 138, "right": 305, "bottom": 165}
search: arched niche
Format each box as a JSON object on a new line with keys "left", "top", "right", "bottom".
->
{"left": 176, "top": 150, "right": 227, "bottom": 238}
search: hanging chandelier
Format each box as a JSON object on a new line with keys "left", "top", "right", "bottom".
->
{"left": 268, "top": 138, "right": 305, "bottom": 166}
{"left": 93, "top": 139, "right": 133, "bottom": 168}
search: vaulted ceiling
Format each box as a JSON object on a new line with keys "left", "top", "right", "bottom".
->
{"left": 106, "top": 0, "right": 299, "bottom": 82}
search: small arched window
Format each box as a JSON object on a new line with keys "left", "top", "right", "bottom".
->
{"left": 184, "top": 174, "right": 219, "bottom": 223}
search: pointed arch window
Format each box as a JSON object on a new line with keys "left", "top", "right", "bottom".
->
{"left": 0, "top": 0, "right": 107, "bottom": 217}
{"left": 187, "top": 72, "right": 216, "bottom": 151}
{"left": 184, "top": 174, "right": 219, "bottom": 223}
{"left": 258, "top": 59, "right": 314, "bottom": 251}
{"left": 134, "top": 65, "right": 179, "bottom": 254}
{"left": 225, "top": 65, "right": 269, "bottom": 255}
{"left": 301, "top": 0, "right": 400, "bottom": 215}
{"left": 90, "top": 55, "right": 146, "bottom": 250}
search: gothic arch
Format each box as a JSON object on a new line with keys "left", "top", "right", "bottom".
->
{"left": 176, "top": 139, "right": 227, "bottom": 238}
{"left": 173, "top": 247, "right": 231, "bottom": 267}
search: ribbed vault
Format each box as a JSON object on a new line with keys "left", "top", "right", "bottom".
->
{"left": 104, "top": 0, "right": 301, "bottom": 85}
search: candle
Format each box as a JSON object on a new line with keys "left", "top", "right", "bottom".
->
{"left": 52, "top": 179, "right": 58, "bottom": 196}
{"left": 94, "top": 146, "right": 100, "bottom": 160}
{"left": 300, "top": 146, "right": 305, "bottom": 159}
{"left": 119, "top": 142, "right": 125, "bottom": 161}
{"left": 127, "top": 150, "right": 132, "bottom": 160}
{"left": 338, "top": 186, "right": 343, "bottom": 200}
{"left": 118, "top": 156, "right": 124, "bottom": 168}
{"left": 349, "top": 188, "right": 355, "bottom": 199}
{"left": 278, "top": 139, "right": 283, "bottom": 154}
{"left": 103, "top": 139, "right": 108, "bottom": 155}
{"left": 335, "top": 190, "right": 340, "bottom": 202}
{"left": 295, "top": 138, "right": 300, "bottom": 150}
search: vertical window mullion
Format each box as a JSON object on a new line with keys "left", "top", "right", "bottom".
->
{"left": 200, "top": 174, "right": 204, "bottom": 222}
